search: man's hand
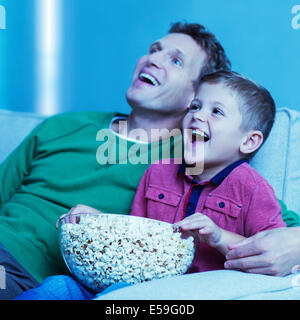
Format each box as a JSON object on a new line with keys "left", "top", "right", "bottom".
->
{"left": 225, "top": 227, "right": 300, "bottom": 276}
{"left": 68, "top": 204, "right": 102, "bottom": 215}
{"left": 56, "top": 204, "right": 102, "bottom": 229}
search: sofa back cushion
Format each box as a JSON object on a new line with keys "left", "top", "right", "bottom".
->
{"left": 0, "top": 109, "right": 45, "bottom": 163}
{"left": 250, "top": 108, "right": 300, "bottom": 214}
{"left": 0, "top": 107, "right": 299, "bottom": 215}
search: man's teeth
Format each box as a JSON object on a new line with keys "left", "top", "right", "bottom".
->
{"left": 139, "top": 73, "right": 159, "bottom": 86}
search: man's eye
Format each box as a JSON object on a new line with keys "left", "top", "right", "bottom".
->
{"left": 149, "top": 46, "right": 160, "bottom": 54}
{"left": 172, "top": 58, "right": 182, "bottom": 66}
{"left": 149, "top": 48, "right": 157, "bottom": 54}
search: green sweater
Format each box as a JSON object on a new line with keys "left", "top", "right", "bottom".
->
{"left": 0, "top": 111, "right": 181, "bottom": 282}
{"left": 0, "top": 111, "right": 298, "bottom": 283}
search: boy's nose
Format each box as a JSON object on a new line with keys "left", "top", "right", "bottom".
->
{"left": 193, "top": 109, "right": 208, "bottom": 122}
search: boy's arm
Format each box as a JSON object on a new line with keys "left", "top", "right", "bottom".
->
{"left": 223, "top": 190, "right": 297, "bottom": 276}
{"left": 244, "top": 180, "right": 286, "bottom": 237}
{"left": 213, "top": 186, "right": 293, "bottom": 257}
{"left": 130, "top": 165, "right": 153, "bottom": 218}
{"left": 213, "top": 229, "right": 245, "bottom": 255}
{"left": 176, "top": 212, "right": 245, "bottom": 256}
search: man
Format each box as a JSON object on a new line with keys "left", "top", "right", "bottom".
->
{"left": 0, "top": 22, "right": 231, "bottom": 299}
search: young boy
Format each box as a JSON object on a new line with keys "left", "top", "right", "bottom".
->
{"left": 130, "top": 70, "right": 286, "bottom": 272}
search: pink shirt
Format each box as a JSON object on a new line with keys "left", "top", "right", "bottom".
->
{"left": 131, "top": 160, "right": 286, "bottom": 273}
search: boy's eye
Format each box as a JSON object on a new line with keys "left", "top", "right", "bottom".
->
{"left": 213, "top": 108, "right": 224, "bottom": 116}
{"left": 189, "top": 104, "right": 201, "bottom": 112}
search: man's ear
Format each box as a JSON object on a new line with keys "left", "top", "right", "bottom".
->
{"left": 239, "top": 130, "right": 263, "bottom": 156}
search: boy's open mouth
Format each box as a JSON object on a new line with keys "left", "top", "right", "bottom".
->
{"left": 139, "top": 72, "right": 160, "bottom": 87}
{"left": 191, "top": 128, "right": 210, "bottom": 143}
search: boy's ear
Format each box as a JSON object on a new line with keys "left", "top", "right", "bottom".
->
{"left": 239, "top": 130, "right": 264, "bottom": 155}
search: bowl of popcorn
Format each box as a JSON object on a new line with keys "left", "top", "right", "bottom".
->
{"left": 57, "top": 213, "right": 195, "bottom": 292}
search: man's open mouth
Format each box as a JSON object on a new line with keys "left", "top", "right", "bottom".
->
{"left": 139, "top": 72, "right": 160, "bottom": 86}
{"left": 191, "top": 128, "right": 210, "bottom": 143}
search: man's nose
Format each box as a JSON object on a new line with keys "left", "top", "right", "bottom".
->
{"left": 146, "top": 51, "right": 164, "bottom": 69}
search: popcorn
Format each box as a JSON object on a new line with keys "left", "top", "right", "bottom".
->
{"left": 59, "top": 214, "right": 195, "bottom": 292}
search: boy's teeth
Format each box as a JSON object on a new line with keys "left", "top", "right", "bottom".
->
{"left": 192, "top": 129, "right": 206, "bottom": 137}
{"left": 191, "top": 129, "right": 209, "bottom": 141}
{"left": 139, "top": 73, "right": 159, "bottom": 86}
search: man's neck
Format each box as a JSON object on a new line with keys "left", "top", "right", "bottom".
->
{"left": 113, "top": 110, "right": 184, "bottom": 143}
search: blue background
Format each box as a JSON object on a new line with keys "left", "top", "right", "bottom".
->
{"left": 0, "top": 0, "right": 299, "bottom": 115}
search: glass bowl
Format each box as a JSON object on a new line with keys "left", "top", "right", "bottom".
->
{"left": 57, "top": 213, "right": 195, "bottom": 292}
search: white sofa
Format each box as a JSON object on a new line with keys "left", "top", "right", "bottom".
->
{"left": 1, "top": 107, "right": 300, "bottom": 300}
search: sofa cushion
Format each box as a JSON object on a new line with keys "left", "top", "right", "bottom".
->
{"left": 0, "top": 109, "right": 45, "bottom": 163}
{"left": 0, "top": 107, "right": 299, "bottom": 215}
{"left": 95, "top": 270, "right": 299, "bottom": 300}
{"left": 250, "top": 108, "right": 300, "bottom": 214}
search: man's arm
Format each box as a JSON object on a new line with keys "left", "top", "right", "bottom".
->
{"left": 0, "top": 128, "right": 39, "bottom": 205}
{"left": 280, "top": 200, "right": 300, "bottom": 227}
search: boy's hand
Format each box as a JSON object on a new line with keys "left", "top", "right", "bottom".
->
{"left": 176, "top": 212, "right": 222, "bottom": 248}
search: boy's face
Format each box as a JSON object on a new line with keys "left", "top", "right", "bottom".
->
{"left": 183, "top": 82, "right": 247, "bottom": 174}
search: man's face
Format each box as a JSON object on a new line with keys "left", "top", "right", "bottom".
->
{"left": 126, "top": 33, "right": 207, "bottom": 117}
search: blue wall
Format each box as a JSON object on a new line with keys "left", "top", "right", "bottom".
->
{"left": 0, "top": 0, "right": 36, "bottom": 112}
{"left": 0, "top": 0, "right": 299, "bottom": 114}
